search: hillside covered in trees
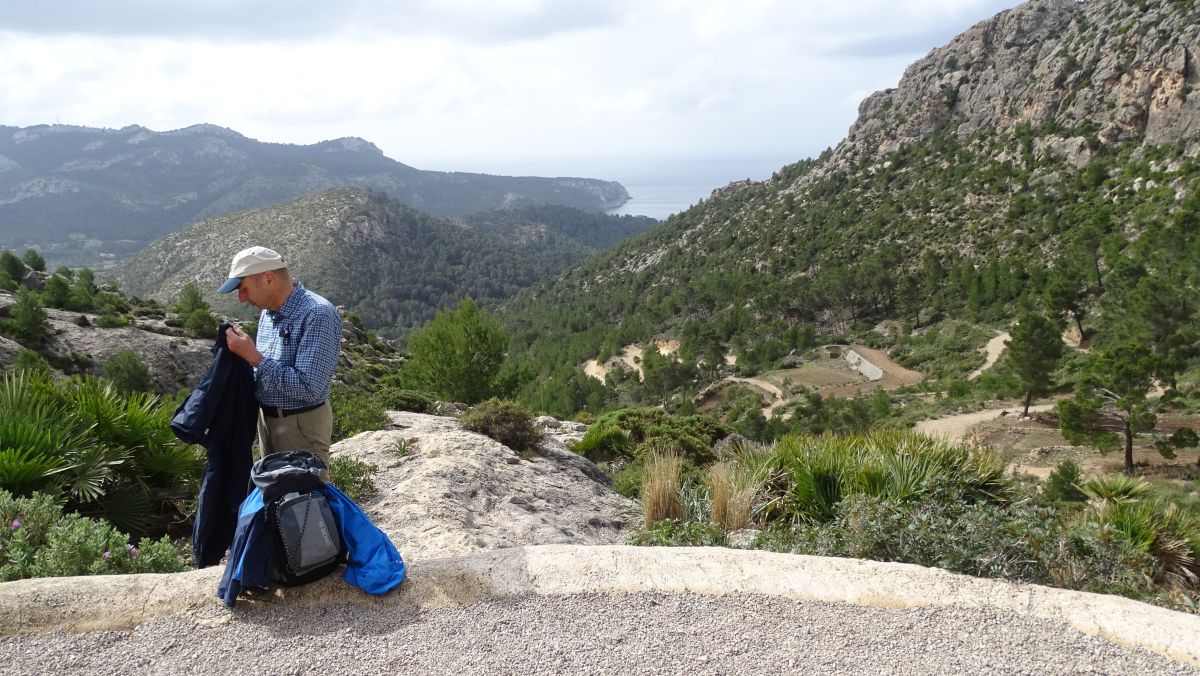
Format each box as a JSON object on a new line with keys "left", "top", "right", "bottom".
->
{"left": 112, "top": 188, "right": 655, "bottom": 334}
{"left": 498, "top": 0, "right": 1200, "bottom": 424}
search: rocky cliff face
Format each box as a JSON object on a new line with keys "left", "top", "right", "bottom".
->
{"left": 841, "top": 0, "right": 1198, "bottom": 168}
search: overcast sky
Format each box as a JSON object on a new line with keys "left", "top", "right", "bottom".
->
{"left": 0, "top": 1, "right": 1020, "bottom": 182}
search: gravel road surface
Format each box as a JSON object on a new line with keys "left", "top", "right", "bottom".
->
{"left": 2, "top": 592, "right": 1194, "bottom": 675}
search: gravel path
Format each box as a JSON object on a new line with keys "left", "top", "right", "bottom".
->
{"left": 2, "top": 592, "right": 1194, "bottom": 675}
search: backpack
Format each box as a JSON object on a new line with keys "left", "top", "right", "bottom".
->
{"left": 251, "top": 451, "right": 346, "bottom": 586}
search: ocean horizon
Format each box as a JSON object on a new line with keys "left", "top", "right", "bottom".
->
{"left": 603, "top": 157, "right": 796, "bottom": 220}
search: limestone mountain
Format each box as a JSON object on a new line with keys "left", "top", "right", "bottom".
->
{"left": 112, "top": 187, "right": 655, "bottom": 333}
{"left": 500, "top": 0, "right": 1200, "bottom": 398}
{"left": 0, "top": 123, "right": 629, "bottom": 266}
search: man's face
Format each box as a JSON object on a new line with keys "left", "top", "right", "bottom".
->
{"left": 237, "top": 272, "right": 270, "bottom": 309}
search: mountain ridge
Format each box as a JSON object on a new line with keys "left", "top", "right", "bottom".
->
{"left": 0, "top": 123, "right": 629, "bottom": 265}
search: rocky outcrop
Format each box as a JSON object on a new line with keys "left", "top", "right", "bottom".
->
{"left": 0, "top": 292, "right": 213, "bottom": 393}
{"left": 331, "top": 411, "right": 636, "bottom": 561}
{"left": 841, "top": 0, "right": 1199, "bottom": 166}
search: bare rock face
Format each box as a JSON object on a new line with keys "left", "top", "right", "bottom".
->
{"left": 0, "top": 334, "right": 21, "bottom": 368}
{"left": 330, "top": 411, "right": 636, "bottom": 562}
{"left": 839, "top": 0, "right": 1200, "bottom": 168}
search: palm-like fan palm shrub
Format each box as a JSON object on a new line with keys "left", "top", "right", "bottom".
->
{"left": 0, "top": 371, "right": 201, "bottom": 534}
{"left": 769, "top": 430, "right": 1007, "bottom": 525}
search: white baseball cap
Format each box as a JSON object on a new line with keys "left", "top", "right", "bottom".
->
{"left": 217, "top": 246, "right": 287, "bottom": 293}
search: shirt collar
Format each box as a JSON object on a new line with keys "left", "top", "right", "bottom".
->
{"left": 270, "top": 282, "right": 306, "bottom": 321}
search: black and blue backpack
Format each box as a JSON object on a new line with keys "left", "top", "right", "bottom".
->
{"left": 251, "top": 451, "right": 347, "bottom": 586}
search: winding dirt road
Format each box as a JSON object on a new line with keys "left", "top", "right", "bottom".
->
{"left": 914, "top": 403, "right": 1054, "bottom": 443}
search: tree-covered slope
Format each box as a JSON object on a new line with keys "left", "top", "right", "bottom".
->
{"left": 500, "top": 0, "right": 1200, "bottom": 388}
{"left": 111, "top": 188, "right": 654, "bottom": 334}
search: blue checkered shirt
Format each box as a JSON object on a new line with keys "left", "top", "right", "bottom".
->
{"left": 253, "top": 282, "right": 342, "bottom": 409}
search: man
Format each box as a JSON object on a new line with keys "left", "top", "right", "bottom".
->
{"left": 218, "top": 245, "right": 342, "bottom": 468}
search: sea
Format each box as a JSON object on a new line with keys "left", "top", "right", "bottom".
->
{"left": 604, "top": 157, "right": 795, "bottom": 220}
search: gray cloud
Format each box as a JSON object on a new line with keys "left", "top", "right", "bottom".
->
{"left": 0, "top": 0, "right": 622, "bottom": 41}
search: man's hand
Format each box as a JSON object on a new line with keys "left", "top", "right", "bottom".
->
{"left": 225, "top": 325, "right": 263, "bottom": 367}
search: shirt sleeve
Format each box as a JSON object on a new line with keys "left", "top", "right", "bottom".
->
{"left": 255, "top": 306, "right": 342, "bottom": 405}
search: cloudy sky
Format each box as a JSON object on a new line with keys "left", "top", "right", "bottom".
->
{"left": 0, "top": 1, "right": 1020, "bottom": 183}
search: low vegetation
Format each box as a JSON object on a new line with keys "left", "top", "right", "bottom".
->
{"left": 624, "top": 427, "right": 1200, "bottom": 612}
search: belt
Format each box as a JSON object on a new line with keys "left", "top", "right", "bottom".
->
{"left": 260, "top": 402, "right": 324, "bottom": 418}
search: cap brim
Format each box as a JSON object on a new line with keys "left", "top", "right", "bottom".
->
{"left": 217, "top": 277, "right": 243, "bottom": 294}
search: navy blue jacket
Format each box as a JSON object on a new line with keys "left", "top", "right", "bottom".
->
{"left": 217, "top": 484, "right": 407, "bottom": 607}
{"left": 172, "top": 323, "right": 259, "bottom": 567}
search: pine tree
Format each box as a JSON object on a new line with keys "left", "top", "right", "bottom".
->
{"left": 1005, "top": 312, "right": 1064, "bottom": 415}
{"left": 401, "top": 297, "right": 508, "bottom": 404}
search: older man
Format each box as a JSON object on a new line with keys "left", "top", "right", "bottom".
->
{"left": 218, "top": 245, "right": 341, "bottom": 467}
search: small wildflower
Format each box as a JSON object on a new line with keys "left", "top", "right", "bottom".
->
{"left": 9, "top": 519, "right": 19, "bottom": 531}
{"left": 129, "top": 547, "right": 138, "bottom": 557}
{"left": 102, "top": 551, "right": 111, "bottom": 559}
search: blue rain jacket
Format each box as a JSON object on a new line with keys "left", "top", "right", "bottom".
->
{"left": 171, "top": 323, "right": 258, "bottom": 567}
{"left": 217, "top": 483, "right": 406, "bottom": 607}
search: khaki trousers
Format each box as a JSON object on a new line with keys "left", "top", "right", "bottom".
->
{"left": 257, "top": 401, "right": 334, "bottom": 473}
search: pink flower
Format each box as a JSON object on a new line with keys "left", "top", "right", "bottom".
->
{"left": 9, "top": 519, "right": 19, "bottom": 531}
{"left": 102, "top": 551, "right": 111, "bottom": 559}
{"left": 129, "top": 547, "right": 138, "bottom": 557}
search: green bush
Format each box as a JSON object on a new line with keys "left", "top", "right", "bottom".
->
{"left": 183, "top": 309, "right": 218, "bottom": 339}
{"left": 629, "top": 519, "right": 728, "bottom": 547}
{"left": 772, "top": 493, "right": 1157, "bottom": 595}
{"left": 1045, "top": 459, "right": 1088, "bottom": 502}
{"left": 572, "top": 407, "right": 726, "bottom": 466}
{"left": 2, "top": 289, "right": 52, "bottom": 347}
{"left": 94, "top": 312, "right": 131, "bottom": 328}
{"left": 327, "top": 456, "right": 378, "bottom": 504}
{"left": 0, "top": 490, "right": 188, "bottom": 581}
{"left": 374, "top": 386, "right": 435, "bottom": 413}
{"left": 572, "top": 423, "right": 634, "bottom": 462}
{"left": 330, "top": 386, "right": 389, "bottom": 441}
{"left": 10, "top": 349, "right": 51, "bottom": 375}
{"left": 459, "top": 398, "right": 544, "bottom": 453}
{"left": 770, "top": 431, "right": 1006, "bottom": 524}
{"left": 102, "top": 350, "right": 152, "bottom": 394}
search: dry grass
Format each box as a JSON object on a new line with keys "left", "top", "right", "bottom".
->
{"left": 705, "top": 461, "right": 760, "bottom": 532}
{"left": 642, "top": 452, "right": 684, "bottom": 525}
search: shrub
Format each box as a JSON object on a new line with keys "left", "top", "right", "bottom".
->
{"left": 3, "top": 289, "right": 52, "bottom": 347}
{"left": 374, "top": 386, "right": 435, "bottom": 413}
{"left": 183, "top": 309, "right": 218, "bottom": 339}
{"left": 629, "top": 519, "right": 728, "bottom": 547}
{"left": 21, "top": 249, "right": 45, "bottom": 273}
{"left": 327, "top": 456, "right": 378, "bottom": 504}
{"left": 572, "top": 407, "right": 727, "bottom": 466}
{"left": 103, "top": 350, "right": 152, "bottom": 394}
{"left": 0, "top": 490, "right": 188, "bottom": 581}
{"left": 330, "top": 386, "right": 389, "bottom": 441}
{"left": 642, "top": 452, "right": 684, "bottom": 525}
{"left": 1045, "top": 459, "right": 1087, "bottom": 502}
{"left": 10, "top": 349, "right": 51, "bottom": 375}
{"left": 610, "top": 461, "right": 645, "bottom": 499}
{"left": 572, "top": 423, "right": 634, "bottom": 462}
{"left": 459, "top": 398, "right": 544, "bottom": 454}
{"left": 770, "top": 431, "right": 1006, "bottom": 524}
{"left": 94, "top": 312, "right": 131, "bottom": 328}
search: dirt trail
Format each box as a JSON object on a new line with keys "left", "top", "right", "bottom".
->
{"left": 915, "top": 403, "right": 1054, "bottom": 443}
{"left": 968, "top": 332, "right": 1010, "bottom": 381}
